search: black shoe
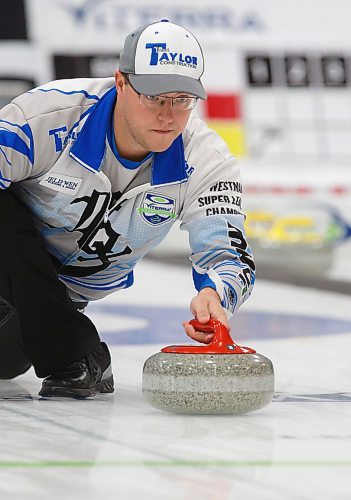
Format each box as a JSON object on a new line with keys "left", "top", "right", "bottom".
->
{"left": 39, "top": 342, "right": 114, "bottom": 398}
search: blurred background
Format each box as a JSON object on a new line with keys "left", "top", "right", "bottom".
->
{"left": 1, "top": 0, "right": 351, "bottom": 292}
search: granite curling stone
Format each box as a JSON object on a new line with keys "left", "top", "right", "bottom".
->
{"left": 142, "top": 319, "right": 274, "bottom": 415}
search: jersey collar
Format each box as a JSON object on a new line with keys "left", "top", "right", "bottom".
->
{"left": 69, "top": 87, "right": 188, "bottom": 186}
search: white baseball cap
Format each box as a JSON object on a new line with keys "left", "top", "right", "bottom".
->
{"left": 119, "top": 19, "right": 206, "bottom": 99}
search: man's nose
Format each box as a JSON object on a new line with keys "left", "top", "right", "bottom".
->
{"left": 158, "top": 100, "right": 174, "bottom": 121}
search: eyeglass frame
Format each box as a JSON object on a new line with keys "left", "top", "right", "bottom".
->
{"left": 123, "top": 74, "right": 199, "bottom": 111}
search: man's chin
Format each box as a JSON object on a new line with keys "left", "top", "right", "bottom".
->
{"left": 152, "top": 145, "right": 172, "bottom": 153}
{"left": 149, "top": 136, "right": 179, "bottom": 153}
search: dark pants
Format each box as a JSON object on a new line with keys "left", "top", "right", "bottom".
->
{"left": 0, "top": 189, "right": 101, "bottom": 378}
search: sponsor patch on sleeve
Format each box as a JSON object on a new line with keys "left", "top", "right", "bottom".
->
{"left": 39, "top": 172, "right": 82, "bottom": 195}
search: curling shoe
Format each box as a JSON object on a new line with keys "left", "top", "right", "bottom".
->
{"left": 39, "top": 342, "right": 114, "bottom": 398}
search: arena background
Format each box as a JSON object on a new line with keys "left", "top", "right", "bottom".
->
{"left": 1, "top": 0, "right": 351, "bottom": 290}
{"left": 1, "top": 4, "right": 351, "bottom": 499}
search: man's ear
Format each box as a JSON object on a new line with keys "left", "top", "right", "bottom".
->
{"left": 115, "top": 70, "right": 126, "bottom": 94}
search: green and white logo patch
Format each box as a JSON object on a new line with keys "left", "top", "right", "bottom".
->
{"left": 138, "top": 193, "right": 177, "bottom": 226}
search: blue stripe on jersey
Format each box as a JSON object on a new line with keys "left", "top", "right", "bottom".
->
{"left": 195, "top": 247, "right": 241, "bottom": 267}
{"left": 67, "top": 105, "right": 95, "bottom": 139}
{"left": 0, "top": 120, "right": 34, "bottom": 164}
{"left": 192, "top": 267, "right": 216, "bottom": 292}
{"left": 59, "top": 272, "right": 134, "bottom": 291}
{"left": 69, "top": 87, "right": 116, "bottom": 171}
{"left": 28, "top": 88, "right": 100, "bottom": 101}
{"left": 0, "top": 146, "right": 11, "bottom": 166}
{"left": 0, "top": 170, "right": 10, "bottom": 185}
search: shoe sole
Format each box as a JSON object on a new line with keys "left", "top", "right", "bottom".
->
{"left": 39, "top": 374, "right": 114, "bottom": 399}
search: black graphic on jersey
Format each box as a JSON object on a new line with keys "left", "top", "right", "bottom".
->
{"left": 227, "top": 222, "right": 255, "bottom": 292}
{"left": 60, "top": 190, "right": 132, "bottom": 277}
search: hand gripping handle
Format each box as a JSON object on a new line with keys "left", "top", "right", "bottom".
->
{"left": 161, "top": 319, "right": 256, "bottom": 354}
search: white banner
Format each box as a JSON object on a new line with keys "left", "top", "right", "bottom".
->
{"left": 26, "top": 0, "right": 351, "bottom": 51}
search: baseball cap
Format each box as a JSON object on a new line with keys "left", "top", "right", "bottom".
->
{"left": 119, "top": 19, "right": 206, "bottom": 99}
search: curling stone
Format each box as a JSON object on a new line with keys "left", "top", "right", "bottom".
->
{"left": 142, "top": 319, "right": 274, "bottom": 415}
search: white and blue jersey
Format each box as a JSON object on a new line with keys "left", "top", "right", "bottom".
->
{"left": 0, "top": 77, "right": 255, "bottom": 315}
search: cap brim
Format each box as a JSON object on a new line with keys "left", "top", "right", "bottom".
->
{"left": 129, "top": 74, "right": 207, "bottom": 99}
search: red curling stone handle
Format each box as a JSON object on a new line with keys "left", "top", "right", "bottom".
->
{"left": 161, "top": 319, "right": 256, "bottom": 354}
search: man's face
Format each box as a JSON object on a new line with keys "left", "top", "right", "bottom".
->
{"left": 114, "top": 71, "right": 193, "bottom": 158}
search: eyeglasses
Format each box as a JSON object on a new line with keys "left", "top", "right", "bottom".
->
{"left": 124, "top": 75, "right": 198, "bottom": 111}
